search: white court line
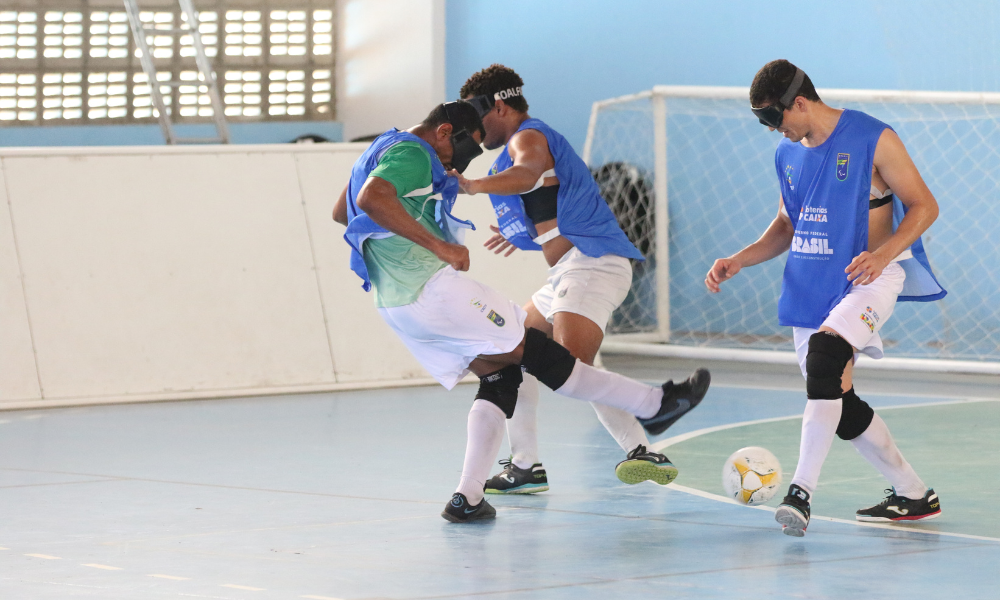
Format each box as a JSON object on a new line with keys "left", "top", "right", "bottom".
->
{"left": 24, "top": 553, "right": 62, "bottom": 559}
{"left": 222, "top": 584, "right": 265, "bottom": 591}
{"left": 652, "top": 397, "right": 1000, "bottom": 544}
{"left": 82, "top": 563, "right": 122, "bottom": 570}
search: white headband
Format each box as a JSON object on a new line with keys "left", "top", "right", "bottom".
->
{"left": 493, "top": 87, "right": 522, "bottom": 101}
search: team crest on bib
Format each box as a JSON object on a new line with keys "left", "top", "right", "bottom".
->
{"left": 487, "top": 309, "right": 505, "bottom": 327}
{"left": 836, "top": 153, "right": 850, "bottom": 181}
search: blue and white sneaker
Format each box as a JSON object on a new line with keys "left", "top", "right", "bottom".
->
{"left": 484, "top": 459, "right": 549, "bottom": 494}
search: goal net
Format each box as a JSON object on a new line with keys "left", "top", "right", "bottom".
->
{"left": 585, "top": 86, "right": 1000, "bottom": 367}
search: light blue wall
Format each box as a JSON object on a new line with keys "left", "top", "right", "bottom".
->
{"left": 446, "top": 1, "right": 1000, "bottom": 360}
{"left": 446, "top": 0, "right": 1000, "bottom": 151}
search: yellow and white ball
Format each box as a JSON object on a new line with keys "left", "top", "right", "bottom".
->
{"left": 722, "top": 446, "right": 782, "bottom": 505}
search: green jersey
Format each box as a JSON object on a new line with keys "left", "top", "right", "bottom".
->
{"left": 362, "top": 141, "right": 447, "bottom": 308}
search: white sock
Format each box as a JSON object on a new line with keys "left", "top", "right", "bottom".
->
{"left": 790, "top": 399, "right": 843, "bottom": 495}
{"left": 507, "top": 373, "right": 540, "bottom": 470}
{"left": 553, "top": 360, "right": 662, "bottom": 418}
{"left": 591, "top": 403, "right": 650, "bottom": 453}
{"left": 851, "top": 413, "right": 927, "bottom": 500}
{"left": 455, "top": 399, "right": 506, "bottom": 506}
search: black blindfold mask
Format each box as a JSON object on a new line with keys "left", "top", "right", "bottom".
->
{"left": 751, "top": 67, "right": 805, "bottom": 129}
{"left": 443, "top": 101, "right": 484, "bottom": 174}
{"left": 467, "top": 94, "right": 495, "bottom": 118}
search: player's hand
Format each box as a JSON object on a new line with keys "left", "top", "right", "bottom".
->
{"left": 846, "top": 251, "right": 887, "bottom": 286}
{"left": 705, "top": 258, "right": 742, "bottom": 293}
{"left": 434, "top": 241, "right": 471, "bottom": 271}
{"left": 484, "top": 224, "right": 517, "bottom": 257}
{"left": 446, "top": 169, "right": 479, "bottom": 195}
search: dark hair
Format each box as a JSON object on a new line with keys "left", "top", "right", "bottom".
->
{"left": 460, "top": 64, "right": 529, "bottom": 113}
{"left": 421, "top": 101, "right": 485, "bottom": 138}
{"left": 750, "top": 59, "right": 820, "bottom": 108}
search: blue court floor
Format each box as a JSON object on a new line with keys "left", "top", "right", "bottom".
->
{"left": 0, "top": 357, "right": 998, "bottom": 599}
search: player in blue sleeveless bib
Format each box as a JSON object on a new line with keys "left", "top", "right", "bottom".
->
{"left": 332, "top": 101, "right": 708, "bottom": 523}
{"left": 706, "top": 60, "right": 944, "bottom": 536}
{"left": 455, "top": 64, "right": 710, "bottom": 493}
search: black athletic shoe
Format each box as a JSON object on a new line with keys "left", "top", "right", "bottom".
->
{"left": 615, "top": 444, "right": 679, "bottom": 485}
{"left": 856, "top": 488, "right": 941, "bottom": 523}
{"left": 775, "top": 484, "right": 812, "bottom": 537}
{"left": 484, "top": 459, "right": 549, "bottom": 494}
{"left": 638, "top": 368, "right": 711, "bottom": 436}
{"left": 441, "top": 493, "right": 497, "bottom": 523}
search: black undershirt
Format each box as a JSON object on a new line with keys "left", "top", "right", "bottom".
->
{"left": 521, "top": 184, "right": 559, "bottom": 223}
{"left": 869, "top": 194, "right": 893, "bottom": 210}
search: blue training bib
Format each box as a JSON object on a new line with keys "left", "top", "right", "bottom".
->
{"left": 343, "top": 129, "right": 473, "bottom": 291}
{"left": 487, "top": 118, "right": 643, "bottom": 260}
{"left": 776, "top": 110, "right": 945, "bottom": 328}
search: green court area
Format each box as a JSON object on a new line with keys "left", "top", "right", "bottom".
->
{"left": 663, "top": 400, "right": 999, "bottom": 539}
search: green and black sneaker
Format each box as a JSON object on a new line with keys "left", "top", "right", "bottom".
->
{"left": 856, "top": 488, "right": 941, "bottom": 523}
{"left": 615, "top": 444, "right": 679, "bottom": 485}
{"left": 484, "top": 459, "right": 549, "bottom": 494}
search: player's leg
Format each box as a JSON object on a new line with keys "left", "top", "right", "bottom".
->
{"left": 775, "top": 325, "right": 851, "bottom": 537}
{"left": 552, "top": 310, "right": 679, "bottom": 485}
{"left": 823, "top": 264, "right": 937, "bottom": 521}
{"left": 394, "top": 268, "right": 707, "bottom": 521}
{"left": 485, "top": 301, "right": 550, "bottom": 495}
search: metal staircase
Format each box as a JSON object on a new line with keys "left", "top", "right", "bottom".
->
{"left": 122, "top": 0, "right": 230, "bottom": 144}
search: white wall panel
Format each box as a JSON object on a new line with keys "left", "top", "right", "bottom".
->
{"left": 0, "top": 164, "right": 42, "bottom": 402}
{"left": 457, "top": 151, "right": 550, "bottom": 304}
{"left": 295, "top": 147, "right": 429, "bottom": 383}
{"left": 4, "top": 151, "right": 335, "bottom": 400}
{"left": 336, "top": 0, "right": 446, "bottom": 141}
{"left": 0, "top": 143, "right": 550, "bottom": 407}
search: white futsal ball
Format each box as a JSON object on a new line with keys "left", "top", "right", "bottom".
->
{"left": 722, "top": 446, "right": 783, "bottom": 505}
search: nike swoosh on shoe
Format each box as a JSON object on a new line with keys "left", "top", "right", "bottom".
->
{"left": 642, "top": 399, "right": 690, "bottom": 426}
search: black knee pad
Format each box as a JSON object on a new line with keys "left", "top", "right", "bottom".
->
{"left": 477, "top": 364, "right": 523, "bottom": 419}
{"left": 520, "top": 327, "right": 576, "bottom": 390}
{"left": 805, "top": 331, "right": 854, "bottom": 400}
{"left": 837, "top": 387, "right": 875, "bottom": 440}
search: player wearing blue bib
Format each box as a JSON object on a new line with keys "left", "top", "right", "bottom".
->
{"left": 706, "top": 60, "right": 944, "bottom": 536}
{"left": 333, "top": 101, "right": 707, "bottom": 523}
{"left": 453, "top": 64, "right": 710, "bottom": 493}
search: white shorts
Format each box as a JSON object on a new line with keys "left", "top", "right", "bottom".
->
{"left": 378, "top": 267, "right": 527, "bottom": 390}
{"left": 531, "top": 247, "right": 633, "bottom": 332}
{"left": 792, "top": 261, "right": 906, "bottom": 378}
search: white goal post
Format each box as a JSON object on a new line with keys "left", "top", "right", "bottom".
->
{"left": 585, "top": 86, "right": 1000, "bottom": 375}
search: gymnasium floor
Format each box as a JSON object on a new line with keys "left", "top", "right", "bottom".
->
{"left": 1, "top": 357, "right": 997, "bottom": 599}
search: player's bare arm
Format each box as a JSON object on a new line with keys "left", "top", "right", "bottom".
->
{"left": 332, "top": 184, "right": 349, "bottom": 225}
{"left": 706, "top": 197, "right": 795, "bottom": 293}
{"left": 449, "top": 129, "right": 556, "bottom": 196}
{"left": 845, "top": 129, "right": 940, "bottom": 286}
{"left": 356, "top": 176, "right": 470, "bottom": 271}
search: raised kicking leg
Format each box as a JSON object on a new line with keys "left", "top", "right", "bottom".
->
{"left": 553, "top": 311, "right": 679, "bottom": 486}
{"left": 444, "top": 329, "right": 710, "bottom": 522}
{"left": 486, "top": 305, "right": 696, "bottom": 494}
